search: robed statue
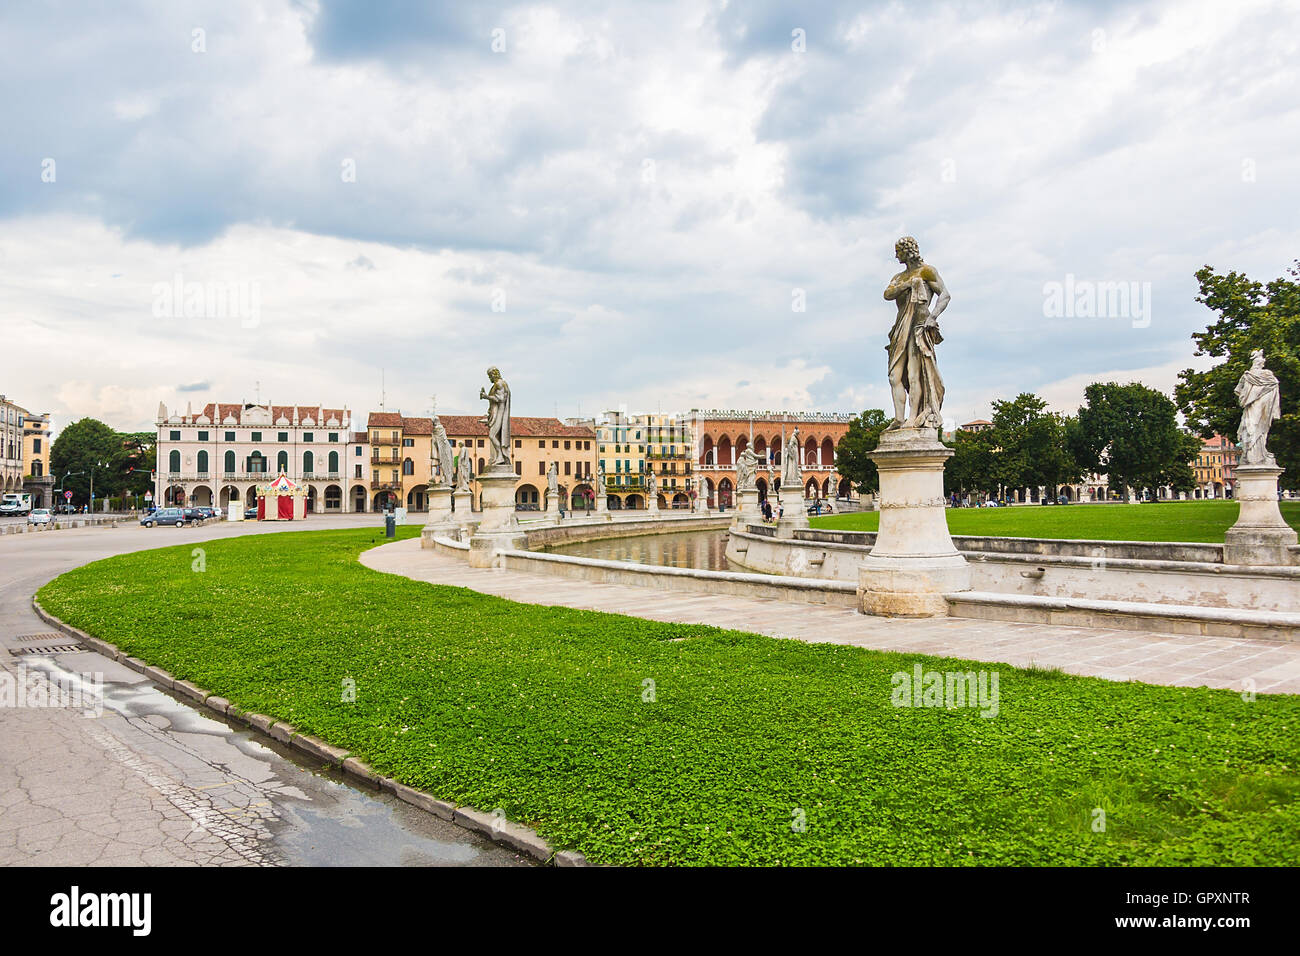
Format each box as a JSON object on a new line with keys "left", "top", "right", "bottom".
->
{"left": 456, "top": 448, "right": 473, "bottom": 492}
{"left": 432, "top": 416, "right": 454, "bottom": 488}
{"left": 1236, "top": 349, "right": 1282, "bottom": 466}
{"left": 480, "top": 367, "right": 511, "bottom": 469}
{"left": 883, "top": 236, "right": 950, "bottom": 430}
{"left": 737, "top": 446, "right": 759, "bottom": 491}
{"left": 546, "top": 461, "right": 559, "bottom": 506}
{"left": 781, "top": 427, "right": 802, "bottom": 490}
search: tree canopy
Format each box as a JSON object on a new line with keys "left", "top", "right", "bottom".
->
{"left": 1175, "top": 261, "right": 1299, "bottom": 490}
{"left": 50, "top": 419, "right": 155, "bottom": 504}
{"left": 1071, "top": 382, "right": 1200, "bottom": 500}
{"left": 832, "top": 408, "right": 891, "bottom": 494}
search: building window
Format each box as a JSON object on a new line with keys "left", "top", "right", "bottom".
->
{"left": 252, "top": 432, "right": 262, "bottom": 442}
{"left": 515, "top": 461, "right": 522, "bottom": 475}
{"left": 277, "top": 451, "right": 288, "bottom": 473}
{"left": 33, "top": 438, "right": 40, "bottom": 452}
{"left": 304, "top": 432, "right": 314, "bottom": 442}
{"left": 197, "top": 451, "right": 209, "bottom": 474}
{"left": 304, "top": 451, "right": 314, "bottom": 474}
{"left": 225, "top": 431, "right": 235, "bottom": 442}
{"left": 478, "top": 457, "right": 485, "bottom": 473}
{"left": 564, "top": 440, "right": 571, "bottom": 450}
{"left": 584, "top": 441, "right": 591, "bottom": 450}
{"left": 476, "top": 439, "right": 484, "bottom": 448}
{"left": 515, "top": 439, "right": 521, "bottom": 448}
{"left": 355, "top": 445, "right": 362, "bottom": 456}
{"left": 329, "top": 451, "right": 339, "bottom": 473}
{"left": 329, "top": 432, "right": 338, "bottom": 442}
{"left": 403, "top": 458, "right": 414, "bottom": 475}
{"left": 278, "top": 432, "right": 288, "bottom": 443}
{"left": 169, "top": 430, "right": 180, "bottom": 441}
{"left": 539, "top": 440, "right": 545, "bottom": 448}
{"left": 552, "top": 440, "right": 559, "bottom": 448}
{"left": 198, "top": 431, "right": 208, "bottom": 442}
{"left": 169, "top": 450, "right": 180, "bottom": 473}
{"left": 539, "top": 462, "right": 546, "bottom": 475}
{"left": 225, "top": 450, "right": 236, "bottom": 473}
{"left": 564, "top": 461, "right": 571, "bottom": 476}
{"left": 355, "top": 464, "right": 362, "bottom": 478}
{"left": 403, "top": 438, "right": 414, "bottom": 447}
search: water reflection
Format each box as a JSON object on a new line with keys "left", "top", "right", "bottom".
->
{"left": 547, "top": 530, "right": 739, "bottom": 571}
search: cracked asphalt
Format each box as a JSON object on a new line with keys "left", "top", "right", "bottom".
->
{"left": 0, "top": 515, "right": 529, "bottom": 866}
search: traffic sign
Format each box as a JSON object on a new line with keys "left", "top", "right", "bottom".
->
{"left": 145, "top": 491, "right": 153, "bottom": 501}
{"left": 63, "top": 490, "right": 72, "bottom": 501}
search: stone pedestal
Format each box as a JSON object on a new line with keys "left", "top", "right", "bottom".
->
{"left": 1225, "top": 465, "right": 1296, "bottom": 566}
{"left": 775, "top": 484, "right": 809, "bottom": 536}
{"left": 693, "top": 493, "right": 708, "bottom": 514}
{"left": 468, "top": 468, "right": 527, "bottom": 568}
{"left": 858, "top": 427, "right": 970, "bottom": 616}
{"left": 648, "top": 493, "right": 660, "bottom": 516}
{"left": 732, "top": 488, "right": 762, "bottom": 529}
{"left": 420, "top": 485, "right": 457, "bottom": 548}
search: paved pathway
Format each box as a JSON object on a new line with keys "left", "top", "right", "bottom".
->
{"left": 363, "top": 538, "right": 1300, "bottom": 695}
{"left": 0, "top": 516, "right": 528, "bottom": 867}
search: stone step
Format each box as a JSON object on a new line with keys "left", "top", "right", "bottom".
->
{"left": 947, "top": 591, "right": 1300, "bottom": 643}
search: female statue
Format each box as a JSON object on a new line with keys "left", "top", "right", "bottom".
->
{"left": 1235, "top": 349, "right": 1282, "bottom": 466}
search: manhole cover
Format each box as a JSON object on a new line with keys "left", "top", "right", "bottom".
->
{"left": 11, "top": 634, "right": 84, "bottom": 655}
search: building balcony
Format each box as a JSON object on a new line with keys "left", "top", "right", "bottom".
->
{"left": 370, "top": 479, "right": 403, "bottom": 491}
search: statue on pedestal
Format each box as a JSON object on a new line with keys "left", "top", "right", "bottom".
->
{"left": 547, "top": 461, "right": 559, "bottom": 508}
{"left": 479, "top": 367, "right": 511, "bottom": 469}
{"left": 1235, "top": 349, "right": 1282, "bottom": 466}
{"left": 883, "top": 236, "right": 951, "bottom": 430}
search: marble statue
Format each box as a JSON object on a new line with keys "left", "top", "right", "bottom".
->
{"left": 737, "top": 446, "right": 759, "bottom": 491}
{"left": 597, "top": 460, "right": 606, "bottom": 491}
{"left": 547, "top": 461, "right": 559, "bottom": 505}
{"left": 479, "top": 367, "right": 511, "bottom": 469}
{"left": 781, "top": 427, "right": 802, "bottom": 490}
{"left": 883, "top": 236, "right": 951, "bottom": 430}
{"left": 1236, "top": 349, "right": 1282, "bottom": 466}
{"left": 432, "top": 416, "right": 454, "bottom": 487}
{"left": 645, "top": 469, "right": 656, "bottom": 498}
{"left": 456, "top": 448, "right": 473, "bottom": 492}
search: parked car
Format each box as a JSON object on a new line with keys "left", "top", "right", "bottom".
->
{"left": 27, "top": 509, "right": 53, "bottom": 525}
{"left": 191, "top": 506, "right": 220, "bottom": 521}
{"left": 245, "top": 506, "right": 259, "bottom": 520}
{"left": 141, "top": 507, "right": 190, "bottom": 528}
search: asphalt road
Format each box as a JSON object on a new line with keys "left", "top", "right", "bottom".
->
{"left": 0, "top": 514, "right": 529, "bottom": 866}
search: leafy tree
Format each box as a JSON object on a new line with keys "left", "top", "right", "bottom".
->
{"left": 833, "top": 409, "right": 891, "bottom": 494}
{"left": 50, "top": 418, "right": 133, "bottom": 504}
{"left": 1175, "top": 261, "right": 1300, "bottom": 491}
{"left": 1073, "top": 383, "right": 1200, "bottom": 501}
{"left": 944, "top": 428, "right": 999, "bottom": 498}
{"left": 988, "top": 393, "right": 1081, "bottom": 497}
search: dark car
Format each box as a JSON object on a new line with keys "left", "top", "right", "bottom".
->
{"left": 141, "top": 507, "right": 190, "bottom": 528}
{"left": 190, "top": 507, "right": 219, "bottom": 521}
{"left": 245, "top": 506, "right": 259, "bottom": 520}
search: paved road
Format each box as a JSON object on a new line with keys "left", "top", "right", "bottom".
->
{"left": 0, "top": 515, "right": 528, "bottom": 866}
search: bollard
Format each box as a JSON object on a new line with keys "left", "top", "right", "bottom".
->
{"left": 385, "top": 514, "right": 396, "bottom": 539}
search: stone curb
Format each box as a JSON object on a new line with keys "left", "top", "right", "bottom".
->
{"left": 30, "top": 595, "right": 591, "bottom": 868}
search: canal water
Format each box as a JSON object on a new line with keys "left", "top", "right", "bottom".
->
{"left": 545, "top": 529, "right": 739, "bottom": 571}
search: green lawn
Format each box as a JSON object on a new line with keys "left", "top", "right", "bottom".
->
{"left": 812, "top": 499, "right": 1300, "bottom": 543}
{"left": 38, "top": 528, "right": 1300, "bottom": 866}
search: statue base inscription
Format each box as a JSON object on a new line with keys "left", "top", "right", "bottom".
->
{"left": 468, "top": 470, "right": 527, "bottom": 567}
{"left": 858, "top": 426, "right": 970, "bottom": 617}
{"left": 1224, "top": 465, "right": 1296, "bottom": 566}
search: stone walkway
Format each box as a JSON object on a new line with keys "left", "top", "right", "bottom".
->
{"left": 363, "top": 538, "right": 1300, "bottom": 695}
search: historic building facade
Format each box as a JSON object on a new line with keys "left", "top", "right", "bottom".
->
{"left": 368, "top": 412, "right": 597, "bottom": 513}
{"left": 0, "top": 396, "right": 53, "bottom": 507}
{"left": 686, "top": 409, "right": 854, "bottom": 508}
{"left": 1193, "top": 433, "right": 1239, "bottom": 499}
{"left": 155, "top": 402, "right": 363, "bottom": 512}
{"left": 575, "top": 411, "right": 695, "bottom": 509}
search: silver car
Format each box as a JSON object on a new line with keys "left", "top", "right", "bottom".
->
{"left": 27, "top": 509, "right": 53, "bottom": 525}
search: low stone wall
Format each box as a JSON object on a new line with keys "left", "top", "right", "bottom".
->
{"left": 526, "top": 513, "right": 732, "bottom": 548}
{"left": 498, "top": 548, "right": 858, "bottom": 607}
{"left": 728, "top": 527, "right": 1300, "bottom": 614}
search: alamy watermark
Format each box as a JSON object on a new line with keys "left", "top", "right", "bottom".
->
{"left": 1042, "top": 274, "right": 1151, "bottom": 329}
{"left": 151, "top": 273, "right": 261, "bottom": 328}
{"left": 890, "top": 663, "right": 999, "bottom": 718}
{"left": 0, "top": 664, "right": 103, "bottom": 718}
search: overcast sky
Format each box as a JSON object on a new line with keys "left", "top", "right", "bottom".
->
{"left": 2, "top": 0, "right": 1297, "bottom": 434}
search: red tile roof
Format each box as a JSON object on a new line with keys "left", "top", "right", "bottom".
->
{"left": 367, "top": 411, "right": 403, "bottom": 427}
{"left": 186, "top": 403, "right": 347, "bottom": 426}
{"left": 436, "top": 415, "right": 594, "bottom": 439}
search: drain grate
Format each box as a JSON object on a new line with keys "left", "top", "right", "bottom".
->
{"left": 11, "top": 633, "right": 84, "bottom": 655}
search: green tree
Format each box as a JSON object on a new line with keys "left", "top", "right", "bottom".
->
{"left": 1175, "top": 261, "right": 1300, "bottom": 491}
{"left": 988, "top": 393, "right": 1081, "bottom": 497}
{"left": 944, "top": 428, "right": 999, "bottom": 499}
{"left": 832, "top": 409, "right": 891, "bottom": 495}
{"left": 50, "top": 418, "right": 132, "bottom": 505}
{"left": 1073, "top": 383, "right": 1200, "bottom": 501}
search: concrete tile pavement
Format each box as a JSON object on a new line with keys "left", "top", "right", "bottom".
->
{"left": 362, "top": 537, "right": 1300, "bottom": 695}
